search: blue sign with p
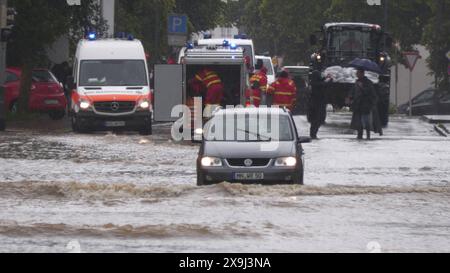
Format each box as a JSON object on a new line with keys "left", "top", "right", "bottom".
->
{"left": 168, "top": 15, "right": 188, "bottom": 34}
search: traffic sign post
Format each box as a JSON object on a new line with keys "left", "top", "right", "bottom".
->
{"left": 0, "top": 0, "right": 7, "bottom": 86}
{"left": 402, "top": 51, "right": 422, "bottom": 117}
{"left": 447, "top": 50, "right": 450, "bottom": 76}
{"left": 167, "top": 14, "right": 188, "bottom": 47}
{"left": 0, "top": 0, "right": 6, "bottom": 131}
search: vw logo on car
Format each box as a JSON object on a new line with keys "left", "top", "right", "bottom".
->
{"left": 244, "top": 159, "right": 253, "bottom": 167}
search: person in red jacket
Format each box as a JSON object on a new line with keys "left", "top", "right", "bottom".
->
{"left": 246, "top": 66, "right": 268, "bottom": 107}
{"left": 267, "top": 70, "right": 297, "bottom": 111}
{"left": 191, "top": 67, "right": 224, "bottom": 106}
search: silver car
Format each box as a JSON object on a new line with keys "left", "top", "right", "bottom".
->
{"left": 196, "top": 107, "right": 311, "bottom": 186}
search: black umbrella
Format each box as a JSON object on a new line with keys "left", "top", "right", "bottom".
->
{"left": 349, "top": 58, "right": 383, "bottom": 74}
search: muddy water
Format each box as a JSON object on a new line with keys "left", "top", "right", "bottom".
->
{"left": 0, "top": 115, "right": 449, "bottom": 253}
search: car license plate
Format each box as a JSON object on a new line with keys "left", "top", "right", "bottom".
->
{"left": 235, "top": 173, "right": 264, "bottom": 180}
{"left": 44, "top": 100, "right": 59, "bottom": 105}
{"left": 105, "top": 121, "right": 126, "bottom": 127}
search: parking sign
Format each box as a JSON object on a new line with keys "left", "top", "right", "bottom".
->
{"left": 168, "top": 14, "right": 188, "bottom": 34}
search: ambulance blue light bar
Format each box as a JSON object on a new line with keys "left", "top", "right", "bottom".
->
{"left": 87, "top": 32, "right": 97, "bottom": 41}
{"left": 186, "top": 42, "right": 194, "bottom": 49}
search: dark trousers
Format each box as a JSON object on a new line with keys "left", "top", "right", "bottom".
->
{"left": 309, "top": 103, "right": 326, "bottom": 138}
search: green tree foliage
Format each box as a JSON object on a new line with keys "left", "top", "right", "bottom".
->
{"left": 7, "top": 0, "right": 104, "bottom": 114}
{"left": 236, "top": 0, "right": 447, "bottom": 89}
{"left": 174, "top": 0, "right": 226, "bottom": 32}
{"left": 116, "top": 0, "right": 175, "bottom": 64}
{"left": 241, "top": 0, "right": 330, "bottom": 64}
{"left": 422, "top": 0, "right": 449, "bottom": 90}
{"left": 116, "top": 0, "right": 226, "bottom": 64}
{"left": 326, "top": 0, "right": 432, "bottom": 50}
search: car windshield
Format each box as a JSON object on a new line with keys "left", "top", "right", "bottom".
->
{"left": 260, "top": 58, "right": 274, "bottom": 75}
{"left": 79, "top": 60, "right": 148, "bottom": 86}
{"left": 32, "top": 70, "right": 58, "bottom": 83}
{"left": 327, "top": 28, "right": 379, "bottom": 61}
{"left": 413, "top": 90, "right": 435, "bottom": 104}
{"left": 205, "top": 113, "right": 294, "bottom": 142}
{"left": 439, "top": 92, "right": 450, "bottom": 103}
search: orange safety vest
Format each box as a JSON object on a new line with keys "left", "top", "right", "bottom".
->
{"left": 246, "top": 71, "right": 268, "bottom": 107}
{"left": 267, "top": 78, "right": 297, "bottom": 110}
{"left": 245, "top": 88, "right": 261, "bottom": 107}
{"left": 195, "top": 69, "right": 223, "bottom": 89}
{"left": 193, "top": 69, "right": 224, "bottom": 105}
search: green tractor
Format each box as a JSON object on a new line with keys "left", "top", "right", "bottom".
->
{"left": 309, "top": 22, "right": 393, "bottom": 127}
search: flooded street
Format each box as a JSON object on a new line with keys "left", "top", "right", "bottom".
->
{"left": 1, "top": 114, "right": 449, "bottom": 253}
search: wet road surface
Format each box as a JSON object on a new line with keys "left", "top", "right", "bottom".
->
{"left": 0, "top": 114, "right": 449, "bottom": 252}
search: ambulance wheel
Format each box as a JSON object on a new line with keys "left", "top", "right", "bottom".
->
{"left": 71, "top": 114, "right": 90, "bottom": 134}
{"left": 139, "top": 121, "right": 152, "bottom": 136}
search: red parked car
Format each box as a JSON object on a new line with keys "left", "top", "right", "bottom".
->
{"left": 4, "top": 67, "right": 68, "bottom": 120}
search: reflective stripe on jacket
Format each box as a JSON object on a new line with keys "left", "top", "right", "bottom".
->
{"left": 267, "top": 78, "right": 297, "bottom": 109}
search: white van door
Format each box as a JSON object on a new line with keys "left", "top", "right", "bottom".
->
{"left": 154, "top": 65, "right": 183, "bottom": 122}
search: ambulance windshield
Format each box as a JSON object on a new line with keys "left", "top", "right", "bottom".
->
{"left": 79, "top": 60, "right": 148, "bottom": 87}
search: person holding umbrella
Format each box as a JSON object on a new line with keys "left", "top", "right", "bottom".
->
{"left": 348, "top": 68, "right": 378, "bottom": 140}
{"left": 347, "top": 58, "right": 383, "bottom": 140}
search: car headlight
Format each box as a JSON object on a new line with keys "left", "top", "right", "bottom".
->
{"left": 79, "top": 100, "right": 91, "bottom": 110}
{"left": 275, "top": 157, "right": 297, "bottom": 167}
{"left": 139, "top": 100, "right": 150, "bottom": 109}
{"left": 201, "top": 157, "right": 223, "bottom": 167}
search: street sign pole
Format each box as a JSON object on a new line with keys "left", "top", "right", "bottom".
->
{"left": 0, "top": 0, "right": 6, "bottom": 131}
{"left": 0, "top": 0, "right": 7, "bottom": 85}
{"left": 402, "top": 51, "right": 421, "bottom": 117}
{"left": 409, "top": 69, "right": 413, "bottom": 117}
{"left": 447, "top": 51, "right": 450, "bottom": 78}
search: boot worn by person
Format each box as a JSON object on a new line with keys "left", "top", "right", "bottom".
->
{"left": 366, "top": 130, "right": 371, "bottom": 140}
{"left": 357, "top": 130, "right": 363, "bottom": 140}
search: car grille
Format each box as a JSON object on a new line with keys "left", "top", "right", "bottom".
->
{"left": 94, "top": 101, "right": 136, "bottom": 113}
{"left": 227, "top": 158, "right": 271, "bottom": 167}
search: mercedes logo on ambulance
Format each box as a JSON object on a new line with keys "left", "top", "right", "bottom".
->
{"left": 111, "top": 102, "right": 120, "bottom": 112}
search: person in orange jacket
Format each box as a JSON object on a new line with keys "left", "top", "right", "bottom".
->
{"left": 191, "top": 67, "right": 224, "bottom": 106}
{"left": 246, "top": 66, "right": 268, "bottom": 107}
{"left": 267, "top": 70, "right": 297, "bottom": 111}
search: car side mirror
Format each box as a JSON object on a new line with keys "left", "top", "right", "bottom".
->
{"left": 309, "top": 34, "right": 317, "bottom": 46}
{"left": 298, "top": 136, "right": 312, "bottom": 144}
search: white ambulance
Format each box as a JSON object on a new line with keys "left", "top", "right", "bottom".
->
{"left": 69, "top": 37, "right": 152, "bottom": 135}
{"left": 197, "top": 35, "right": 256, "bottom": 70}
